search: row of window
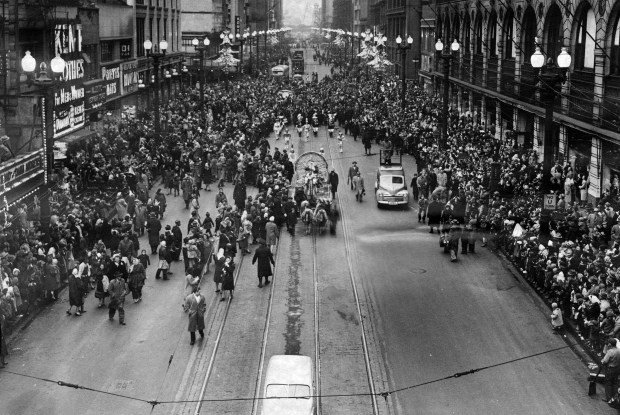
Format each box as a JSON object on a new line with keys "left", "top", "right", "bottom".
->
{"left": 136, "top": 0, "right": 179, "bottom": 9}
{"left": 437, "top": 2, "right": 609, "bottom": 73}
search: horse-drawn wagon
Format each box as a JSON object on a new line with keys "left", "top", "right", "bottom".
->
{"left": 292, "top": 151, "right": 339, "bottom": 235}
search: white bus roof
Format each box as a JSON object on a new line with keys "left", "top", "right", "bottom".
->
{"left": 265, "top": 355, "right": 312, "bottom": 384}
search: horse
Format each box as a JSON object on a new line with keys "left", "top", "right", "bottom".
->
{"left": 313, "top": 206, "right": 328, "bottom": 235}
{"left": 301, "top": 207, "right": 314, "bottom": 235}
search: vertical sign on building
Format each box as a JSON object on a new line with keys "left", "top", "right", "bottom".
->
{"left": 53, "top": 22, "right": 86, "bottom": 139}
{"left": 121, "top": 61, "right": 139, "bottom": 95}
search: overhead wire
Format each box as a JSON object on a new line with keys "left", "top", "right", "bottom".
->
{"left": 0, "top": 342, "right": 574, "bottom": 407}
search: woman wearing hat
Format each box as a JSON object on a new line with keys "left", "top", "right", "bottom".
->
{"left": 220, "top": 256, "right": 236, "bottom": 302}
{"left": 265, "top": 216, "right": 279, "bottom": 254}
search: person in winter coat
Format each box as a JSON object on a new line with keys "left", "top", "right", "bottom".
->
{"left": 220, "top": 256, "right": 236, "bottom": 302}
{"left": 94, "top": 262, "right": 109, "bottom": 308}
{"left": 66, "top": 268, "right": 85, "bottom": 316}
{"left": 427, "top": 196, "right": 444, "bottom": 234}
{"left": 134, "top": 201, "right": 147, "bottom": 237}
{"left": 155, "top": 241, "right": 171, "bottom": 280}
{"left": 215, "top": 187, "right": 228, "bottom": 208}
{"left": 146, "top": 213, "right": 162, "bottom": 254}
{"left": 265, "top": 216, "right": 279, "bottom": 254}
{"left": 44, "top": 258, "right": 60, "bottom": 301}
{"left": 115, "top": 193, "right": 128, "bottom": 220}
{"left": 328, "top": 168, "right": 339, "bottom": 199}
{"left": 108, "top": 273, "right": 128, "bottom": 325}
{"left": 154, "top": 189, "right": 167, "bottom": 219}
{"left": 183, "top": 286, "right": 206, "bottom": 345}
{"left": 551, "top": 302, "right": 563, "bottom": 333}
{"left": 128, "top": 258, "right": 146, "bottom": 303}
{"left": 233, "top": 181, "right": 247, "bottom": 211}
{"left": 213, "top": 248, "right": 225, "bottom": 296}
{"left": 252, "top": 239, "right": 275, "bottom": 287}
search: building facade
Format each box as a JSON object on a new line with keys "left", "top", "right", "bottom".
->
{"left": 0, "top": 0, "right": 183, "bottom": 208}
{"left": 425, "top": 0, "right": 620, "bottom": 199}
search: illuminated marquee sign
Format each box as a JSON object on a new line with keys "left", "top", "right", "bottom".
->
{"left": 0, "top": 151, "right": 43, "bottom": 194}
{"left": 53, "top": 22, "right": 86, "bottom": 139}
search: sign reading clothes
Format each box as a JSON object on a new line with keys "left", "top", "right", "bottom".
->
{"left": 121, "top": 61, "right": 138, "bottom": 95}
{"left": 52, "top": 22, "right": 86, "bottom": 139}
{"left": 101, "top": 64, "right": 121, "bottom": 100}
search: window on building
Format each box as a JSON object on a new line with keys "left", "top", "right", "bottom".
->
{"left": 474, "top": 12, "right": 483, "bottom": 54}
{"left": 521, "top": 6, "right": 537, "bottom": 64}
{"left": 544, "top": 4, "right": 563, "bottom": 64}
{"left": 164, "top": 19, "right": 168, "bottom": 43}
{"left": 503, "top": 8, "right": 514, "bottom": 59}
{"left": 444, "top": 18, "right": 451, "bottom": 47}
{"left": 137, "top": 17, "right": 145, "bottom": 57}
{"left": 452, "top": 15, "right": 460, "bottom": 43}
{"left": 610, "top": 11, "right": 620, "bottom": 74}
{"left": 149, "top": 18, "right": 153, "bottom": 42}
{"left": 101, "top": 40, "right": 115, "bottom": 63}
{"left": 82, "top": 43, "right": 98, "bottom": 81}
{"left": 157, "top": 18, "right": 161, "bottom": 44}
{"left": 487, "top": 11, "right": 497, "bottom": 57}
{"left": 463, "top": 14, "right": 471, "bottom": 53}
{"left": 575, "top": 5, "right": 595, "bottom": 69}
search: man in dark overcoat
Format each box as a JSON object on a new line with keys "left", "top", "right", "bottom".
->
{"left": 328, "top": 168, "right": 339, "bottom": 200}
{"left": 183, "top": 286, "right": 206, "bottom": 345}
{"left": 427, "top": 196, "right": 444, "bottom": 234}
{"left": 252, "top": 239, "right": 275, "bottom": 288}
{"left": 146, "top": 213, "right": 162, "bottom": 254}
{"left": 171, "top": 220, "right": 183, "bottom": 261}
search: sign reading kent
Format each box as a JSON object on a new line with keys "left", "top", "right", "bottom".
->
{"left": 52, "top": 22, "right": 86, "bottom": 139}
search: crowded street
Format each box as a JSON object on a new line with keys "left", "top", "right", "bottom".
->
{"left": 0, "top": 44, "right": 616, "bottom": 415}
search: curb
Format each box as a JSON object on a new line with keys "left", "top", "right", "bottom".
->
{"left": 4, "top": 284, "right": 68, "bottom": 345}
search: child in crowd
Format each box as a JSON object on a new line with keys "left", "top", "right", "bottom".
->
{"left": 138, "top": 249, "right": 150, "bottom": 269}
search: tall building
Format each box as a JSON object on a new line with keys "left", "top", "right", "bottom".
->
{"left": 353, "top": 0, "right": 369, "bottom": 33}
{"left": 426, "top": 0, "right": 620, "bottom": 199}
{"left": 0, "top": 0, "right": 183, "bottom": 208}
{"left": 333, "top": 0, "right": 353, "bottom": 30}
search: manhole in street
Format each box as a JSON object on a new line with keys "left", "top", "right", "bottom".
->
{"left": 110, "top": 379, "right": 135, "bottom": 392}
{"left": 408, "top": 268, "right": 427, "bottom": 274}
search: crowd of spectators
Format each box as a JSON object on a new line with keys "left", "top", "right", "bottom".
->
{"left": 0, "top": 43, "right": 619, "bottom": 364}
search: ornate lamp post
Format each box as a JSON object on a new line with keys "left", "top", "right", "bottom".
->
{"left": 164, "top": 69, "right": 172, "bottom": 100}
{"left": 236, "top": 28, "right": 250, "bottom": 74}
{"left": 530, "top": 45, "right": 571, "bottom": 240}
{"left": 143, "top": 39, "right": 168, "bottom": 136}
{"left": 21, "top": 51, "right": 66, "bottom": 236}
{"left": 181, "top": 65, "right": 189, "bottom": 91}
{"left": 218, "top": 29, "right": 238, "bottom": 89}
{"left": 192, "top": 37, "right": 210, "bottom": 107}
{"left": 435, "top": 38, "right": 460, "bottom": 149}
{"left": 395, "top": 34, "right": 414, "bottom": 109}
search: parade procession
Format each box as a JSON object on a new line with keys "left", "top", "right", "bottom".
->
{"left": 2, "top": 0, "right": 620, "bottom": 414}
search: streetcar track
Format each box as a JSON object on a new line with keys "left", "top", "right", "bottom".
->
{"left": 192, "top": 250, "right": 247, "bottom": 415}
{"left": 312, "top": 217, "right": 322, "bottom": 415}
{"left": 325, "top": 126, "right": 380, "bottom": 414}
{"left": 250, "top": 239, "right": 280, "bottom": 415}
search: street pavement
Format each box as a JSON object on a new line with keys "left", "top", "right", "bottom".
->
{"left": 0, "top": 181, "right": 247, "bottom": 415}
{"left": 0, "top": 53, "right": 615, "bottom": 415}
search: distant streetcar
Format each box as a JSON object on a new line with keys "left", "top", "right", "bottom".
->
{"left": 291, "top": 49, "right": 304, "bottom": 75}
